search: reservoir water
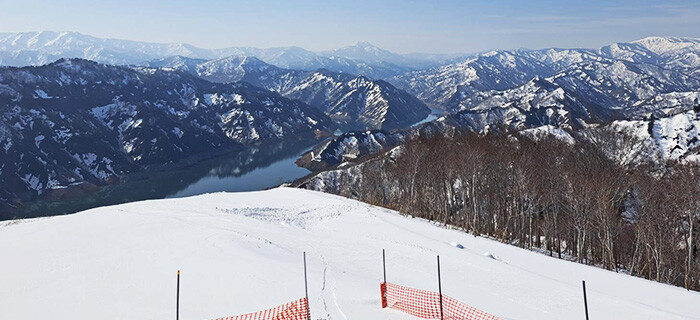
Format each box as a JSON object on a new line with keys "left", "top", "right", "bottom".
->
{"left": 15, "top": 138, "right": 317, "bottom": 218}
{"left": 412, "top": 107, "right": 445, "bottom": 127}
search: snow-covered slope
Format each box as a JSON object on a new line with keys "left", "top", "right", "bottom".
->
{"left": 0, "top": 188, "right": 697, "bottom": 320}
{"left": 612, "top": 110, "right": 700, "bottom": 163}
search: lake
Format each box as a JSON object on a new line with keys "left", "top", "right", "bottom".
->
{"left": 13, "top": 138, "right": 318, "bottom": 218}
{"left": 412, "top": 107, "right": 446, "bottom": 127}
{"left": 167, "top": 143, "right": 312, "bottom": 198}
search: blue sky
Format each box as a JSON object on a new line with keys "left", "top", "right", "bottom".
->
{"left": 1, "top": 0, "right": 699, "bottom": 53}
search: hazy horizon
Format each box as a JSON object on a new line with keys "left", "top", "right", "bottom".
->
{"left": 4, "top": 30, "right": 700, "bottom": 57}
{"left": 1, "top": 0, "right": 700, "bottom": 54}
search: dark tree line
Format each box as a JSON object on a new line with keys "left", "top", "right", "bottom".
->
{"left": 326, "top": 130, "right": 700, "bottom": 290}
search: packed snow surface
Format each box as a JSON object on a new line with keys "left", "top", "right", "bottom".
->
{"left": 0, "top": 188, "right": 698, "bottom": 320}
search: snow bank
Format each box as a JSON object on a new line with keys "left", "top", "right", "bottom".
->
{"left": 0, "top": 188, "right": 697, "bottom": 320}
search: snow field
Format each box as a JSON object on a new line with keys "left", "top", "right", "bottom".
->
{"left": 0, "top": 188, "right": 698, "bottom": 320}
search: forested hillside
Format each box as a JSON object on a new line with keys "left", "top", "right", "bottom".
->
{"left": 298, "top": 130, "right": 700, "bottom": 290}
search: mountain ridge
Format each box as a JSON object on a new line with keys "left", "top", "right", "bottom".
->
{"left": 0, "top": 31, "right": 439, "bottom": 78}
{"left": 391, "top": 36, "right": 700, "bottom": 120}
{"left": 147, "top": 55, "right": 431, "bottom": 130}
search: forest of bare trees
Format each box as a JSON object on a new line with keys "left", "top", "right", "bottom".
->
{"left": 310, "top": 130, "right": 700, "bottom": 290}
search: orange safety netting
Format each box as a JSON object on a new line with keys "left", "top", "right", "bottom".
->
{"left": 211, "top": 297, "right": 309, "bottom": 320}
{"left": 381, "top": 282, "right": 503, "bottom": 320}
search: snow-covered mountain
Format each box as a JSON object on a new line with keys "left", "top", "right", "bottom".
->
{"left": 279, "top": 72, "right": 430, "bottom": 130}
{"left": 421, "top": 59, "right": 699, "bottom": 135}
{"left": 149, "top": 56, "right": 431, "bottom": 130}
{"left": 432, "top": 53, "right": 700, "bottom": 132}
{"left": 0, "top": 58, "right": 333, "bottom": 206}
{"left": 322, "top": 41, "right": 436, "bottom": 70}
{"left": 146, "top": 55, "right": 209, "bottom": 74}
{"left": 392, "top": 50, "right": 555, "bottom": 110}
{"left": 601, "top": 37, "right": 700, "bottom": 77}
{"left": 150, "top": 55, "right": 281, "bottom": 84}
{"left": 1, "top": 187, "right": 697, "bottom": 320}
{"left": 0, "top": 31, "right": 214, "bottom": 66}
{"left": 443, "top": 77, "right": 617, "bottom": 133}
{"left": 210, "top": 45, "right": 413, "bottom": 79}
{"left": 392, "top": 37, "right": 700, "bottom": 121}
{"left": 0, "top": 31, "right": 431, "bottom": 78}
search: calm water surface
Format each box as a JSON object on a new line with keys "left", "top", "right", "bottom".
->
{"left": 16, "top": 138, "right": 317, "bottom": 218}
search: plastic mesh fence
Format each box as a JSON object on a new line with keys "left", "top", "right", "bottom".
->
{"left": 381, "top": 282, "right": 503, "bottom": 320}
{"left": 211, "top": 297, "right": 309, "bottom": 320}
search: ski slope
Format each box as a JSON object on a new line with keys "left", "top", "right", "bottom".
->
{"left": 0, "top": 188, "right": 698, "bottom": 320}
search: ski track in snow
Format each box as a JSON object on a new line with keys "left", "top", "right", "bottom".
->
{"left": 319, "top": 251, "right": 331, "bottom": 319}
{"left": 331, "top": 276, "right": 348, "bottom": 320}
{"left": 0, "top": 187, "right": 699, "bottom": 320}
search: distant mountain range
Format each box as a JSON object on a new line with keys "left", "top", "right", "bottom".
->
{"left": 0, "top": 31, "right": 442, "bottom": 79}
{"left": 9, "top": 32, "right": 696, "bottom": 131}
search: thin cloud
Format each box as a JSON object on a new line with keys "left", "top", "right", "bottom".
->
{"left": 512, "top": 15, "right": 588, "bottom": 23}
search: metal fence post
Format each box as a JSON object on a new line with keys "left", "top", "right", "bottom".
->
{"left": 176, "top": 270, "right": 180, "bottom": 320}
{"left": 304, "top": 252, "right": 310, "bottom": 320}
{"left": 583, "top": 280, "right": 590, "bottom": 320}
{"left": 383, "top": 249, "right": 387, "bottom": 283}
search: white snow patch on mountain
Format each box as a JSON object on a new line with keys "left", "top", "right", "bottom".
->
{"left": 172, "top": 127, "right": 184, "bottom": 138}
{"left": 521, "top": 125, "right": 575, "bottom": 144}
{"left": 20, "top": 173, "right": 43, "bottom": 192}
{"left": 32, "top": 135, "right": 45, "bottom": 148}
{"left": 3, "top": 139, "right": 12, "bottom": 153}
{"left": 33, "top": 89, "right": 52, "bottom": 99}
